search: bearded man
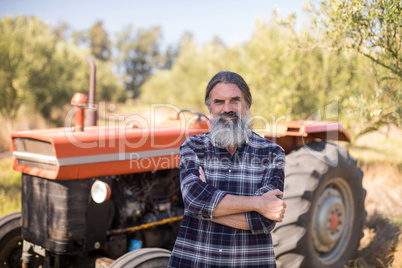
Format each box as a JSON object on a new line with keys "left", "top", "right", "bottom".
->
{"left": 168, "top": 71, "right": 286, "bottom": 267}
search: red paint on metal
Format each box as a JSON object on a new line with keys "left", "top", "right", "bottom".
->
{"left": 71, "top": 93, "right": 88, "bottom": 132}
{"left": 331, "top": 212, "right": 339, "bottom": 230}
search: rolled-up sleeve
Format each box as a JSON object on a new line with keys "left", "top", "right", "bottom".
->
{"left": 245, "top": 145, "right": 285, "bottom": 234}
{"left": 180, "top": 138, "right": 227, "bottom": 219}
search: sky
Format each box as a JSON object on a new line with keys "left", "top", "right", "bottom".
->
{"left": 1, "top": 0, "right": 309, "bottom": 47}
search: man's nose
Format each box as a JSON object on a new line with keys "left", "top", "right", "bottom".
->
{"left": 223, "top": 101, "right": 242, "bottom": 113}
{"left": 223, "top": 101, "right": 232, "bottom": 112}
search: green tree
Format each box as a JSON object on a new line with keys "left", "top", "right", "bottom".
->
{"left": 0, "top": 16, "right": 56, "bottom": 121}
{"left": 140, "top": 37, "right": 232, "bottom": 111}
{"left": 308, "top": 0, "right": 402, "bottom": 136}
{"left": 52, "top": 21, "right": 70, "bottom": 42}
{"left": 116, "top": 25, "right": 164, "bottom": 98}
{"left": 313, "top": 0, "right": 401, "bottom": 78}
{"left": 0, "top": 16, "right": 123, "bottom": 125}
{"left": 88, "top": 20, "right": 111, "bottom": 61}
{"left": 140, "top": 10, "right": 400, "bottom": 138}
{"left": 160, "top": 32, "right": 195, "bottom": 70}
{"left": 71, "top": 30, "right": 87, "bottom": 46}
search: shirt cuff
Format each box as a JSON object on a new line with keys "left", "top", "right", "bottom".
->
{"left": 245, "top": 211, "right": 276, "bottom": 235}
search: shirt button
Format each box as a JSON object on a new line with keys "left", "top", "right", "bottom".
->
{"left": 219, "top": 249, "right": 222, "bottom": 252}
{"left": 263, "top": 230, "right": 268, "bottom": 234}
{"left": 228, "top": 169, "right": 231, "bottom": 173}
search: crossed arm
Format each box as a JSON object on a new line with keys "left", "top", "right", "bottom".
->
{"left": 198, "top": 167, "right": 286, "bottom": 230}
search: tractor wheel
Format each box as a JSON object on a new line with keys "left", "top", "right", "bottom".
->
{"left": 109, "top": 248, "right": 171, "bottom": 268}
{"left": 0, "top": 212, "right": 22, "bottom": 268}
{"left": 273, "top": 141, "right": 366, "bottom": 268}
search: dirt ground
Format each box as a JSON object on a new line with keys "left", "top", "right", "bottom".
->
{"left": 350, "top": 126, "right": 402, "bottom": 268}
{"left": 350, "top": 163, "right": 402, "bottom": 268}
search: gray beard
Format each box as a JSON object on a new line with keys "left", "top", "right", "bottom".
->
{"left": 210, "top": 110, "right": 252, "bottom": 148}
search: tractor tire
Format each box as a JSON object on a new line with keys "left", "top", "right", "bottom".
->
{"left": 0, "top": 212, "right": 22, "bottom": 268}
{"left": 272, "top": 141, "right": 366, "bottom": 268}
{"left": 109, "top": 248, "right": 171, "bottom": 268}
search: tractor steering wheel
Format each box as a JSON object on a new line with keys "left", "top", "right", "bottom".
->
{"left": 177, "top": 109, "right": 210, "bottom": 125}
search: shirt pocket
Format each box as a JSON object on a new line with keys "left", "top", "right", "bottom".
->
{"left": 248, "top": 167, "right": 267, "bottom": 192}
{"left": 202, "top": 162, "right": 224, "bottom": 188}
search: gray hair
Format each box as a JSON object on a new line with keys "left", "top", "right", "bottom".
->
{"left": 205, "top": 71, "right": 252, "bottom": 110}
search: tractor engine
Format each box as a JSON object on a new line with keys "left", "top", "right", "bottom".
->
{"left": 109, "top": 169, "right": 184, "bottom": 251}
{"left": 112, "top": 170, "right": 182, "bottom": 229}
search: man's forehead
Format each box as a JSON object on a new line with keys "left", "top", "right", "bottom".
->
{"left": 210, "top": 83, "right": 244, "bottom": 99}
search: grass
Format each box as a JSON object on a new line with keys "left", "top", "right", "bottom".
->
{"left": 0, "top": 156, "right": 21, "bottom": 216}
{"left": 349, "top": 125, "right": 402, "bottom": 164}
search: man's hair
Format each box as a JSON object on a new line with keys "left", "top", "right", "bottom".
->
{"left": 205, "top": 71, "right": 252, "bottom": 110}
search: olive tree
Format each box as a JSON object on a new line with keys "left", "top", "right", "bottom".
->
{"left": 310, "top": 0, "right": 401, "bottom": 136}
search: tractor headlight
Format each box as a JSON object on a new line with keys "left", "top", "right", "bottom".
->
{"left": 91, "top": 180, "right": 111, "bottom": 203}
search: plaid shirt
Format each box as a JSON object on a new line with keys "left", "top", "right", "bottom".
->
{"left": 168, "top": 132, "right": 285, "bottom": 268}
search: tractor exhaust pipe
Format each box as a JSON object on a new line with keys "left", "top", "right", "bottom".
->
{"left": 85, "top": 56, "right": 97, "bottom": 126}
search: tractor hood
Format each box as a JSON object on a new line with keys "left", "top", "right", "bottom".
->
{"left": 11, "top": 118, "right": 209, "bottom": 180}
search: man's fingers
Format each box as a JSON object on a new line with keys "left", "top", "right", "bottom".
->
{"left": 271, "top": 189, "right": 283, "bottom": 196}
{"left": 276, "top": 212, "right": 285, "bottom": 222}
{"left": 199, "top": 167, "right": 205, "bottom": 177}
{"left": 199, "top": 166, "right": 206, "bottom": 182}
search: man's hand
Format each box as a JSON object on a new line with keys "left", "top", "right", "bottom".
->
{"left": 257, "top": 189, "right": 286, "bottom": 222}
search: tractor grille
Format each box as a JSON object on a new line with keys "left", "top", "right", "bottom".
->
{"left": 21, "top": 175, "right": 91, "bottom": 253}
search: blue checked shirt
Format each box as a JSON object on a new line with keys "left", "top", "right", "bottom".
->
{"left": 168, "top": 132, "right": 285, "bottom": 268}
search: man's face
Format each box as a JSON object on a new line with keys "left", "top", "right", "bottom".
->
{"left": 209, "top": 82, "right": 248, "bottom": 119}
{"left": 208, "top": 82, "right": 251, "bottom": 148}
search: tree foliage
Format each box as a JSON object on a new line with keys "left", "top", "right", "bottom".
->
{"left": 115, "top": 25, "right": 161, "bottom": 99}
{"left": 116, "top": 25, "right": 182, "bottom": 99}
{"left": 88, "top": 20, "right": 111, "bottom": 61}
{"left": 0, "top": 16, "right": 56, "bottom": 120}
{"left": 313, "top": 0, "right": 401, "bottom": 78}
{"left": 140, "top": 37, "right": 229, "bottom": 113}
{"left": 0, "top": 16, "right": 123, "bottom": 125}
{"left": 52, "top": 21, "right": 70, "bottom": 42}
{"left": 1, "top": 4, "right": 400, "bottom": 140}
{"left": 140, "top": 9, "right": 401, "bottom": 138}
{"left": 308, "top": 0, "right": 401, "bottom": 136}
{"left": 141, "top": 19, "right": 358, "bottom": 120}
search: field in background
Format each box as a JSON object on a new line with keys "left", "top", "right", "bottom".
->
{"left": 0, "top": 155, "right": 21, "bottom": 216}
{"left": 347, "top": 126, "right": 402, "bottom": 268}
{"left": 0, "top": 110, "right": 401, "bottom": 267}
{"left": 355, "top": 163, "right": 402, "bottom": 267}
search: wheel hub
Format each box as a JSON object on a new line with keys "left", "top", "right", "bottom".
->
{"left": 312, "top": 188, "right": 345, "bottom": 253}
{"left": 330, "top": 211, "right": 339, "bottom": 230}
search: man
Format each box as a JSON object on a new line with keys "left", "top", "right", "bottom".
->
{"left": 168, "top": 71, "right": 286, "bottom": 267}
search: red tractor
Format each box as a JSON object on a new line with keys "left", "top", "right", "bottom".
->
{"left": 0, "top": 59, "right": 365, "bottom": 268}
